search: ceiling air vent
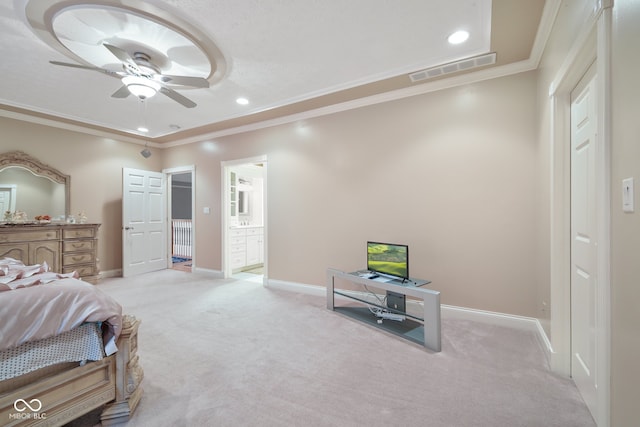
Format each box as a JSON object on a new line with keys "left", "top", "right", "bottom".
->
{"left": 409, "top": 52, "right": 497, "bottom": 83}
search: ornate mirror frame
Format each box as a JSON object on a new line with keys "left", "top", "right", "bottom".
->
{"left": 0, "top": 151, "right": 70, "bottom": 217}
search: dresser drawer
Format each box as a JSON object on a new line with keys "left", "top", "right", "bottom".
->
{"left": 0, "top": 229, "right": 60, "bottom": 243}
{"left": 63, "top": 251, "right": 95, "bottom": 266}
{"left": 230, "top": 236, "right": 245, "bottom": 246}
{"left": 229, "top": 228, "right": 246, "bottom": 237}
{"left": 230, "top": 253, "right": 246, "bottom": 269}
{"left": 63, "top": 239, "right": 95, "bottom": 252}
{"left": 246, "top": 227, "right": 263, "bottom": 236}
{"left": 230, "top": 244, "right": 246, "bottom": 254}
{"left": 63, "top": 227, "right": 96, "bottom": 239}
{"left": 62, "top": 264, "right": 97, "bottom": 277}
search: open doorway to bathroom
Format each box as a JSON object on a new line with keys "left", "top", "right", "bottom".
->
{"left": 222, "top": 156, "right": 267, "bottom": 282}
{"left": 166, "top": 168, "right": 194, "bottom": 272}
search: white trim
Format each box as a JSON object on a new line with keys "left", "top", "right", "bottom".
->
{"left": 549, "top": 17, "right": 598, "bottom": 377}
{"left": 1, "top": 1, "right": 562, "bottom": 147}
{"left": 0, "top": 109, "right": 154, "bottom": 146}
{"left": 163, "top": 165, "right": 196, "bottom": 270}
{"left": 99, "top": 269, "right": 122, "bottom": 279}
{"left": 267, "top": 278, "right": 552, "bottom": 357}
{"left": 594, "top": 8, "right": 612, "bottom": 427}
{"left": 266, "top": 279, "right": 326, "bottom": 296}
{"left": 192, "top": 267, "right": 224, "bottom": 278}
{"left": 221, "top": 155, "right": 268, "bottom": 279}
{"left": 548, "top": 6, "right": 612, "bottom": 426}
{"left": 165, "top": 59, "right": 542, "bottom": 147}
{"left": 529, "top": 0, "right": 563, "bottom": 67}
{"left": 0, "top": 184, "right": 17, "bottom": 212}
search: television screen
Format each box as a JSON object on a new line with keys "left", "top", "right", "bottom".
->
{"left": 366, "top": 241, "right": 409, "bottom": 280}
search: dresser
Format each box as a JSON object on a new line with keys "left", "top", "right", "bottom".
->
{"left": 0, "top": 223, "right": 101, "bottom": 284}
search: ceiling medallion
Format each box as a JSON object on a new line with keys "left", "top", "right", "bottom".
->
{"left": 24, "top": 0, "right": 227, "bottom": 88}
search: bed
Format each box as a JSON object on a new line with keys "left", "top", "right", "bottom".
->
{"left": 0, "top": 258, "right": 143, "bottom": 426}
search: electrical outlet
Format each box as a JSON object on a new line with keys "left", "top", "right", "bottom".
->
{"left": 623, "top": 178, "right": 634, "bottom": 213}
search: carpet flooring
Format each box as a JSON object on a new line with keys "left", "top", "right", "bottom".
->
{"left": 88, "top": 269, "right": 595, "bottom": 427}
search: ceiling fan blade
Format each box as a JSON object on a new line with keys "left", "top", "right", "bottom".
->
{"left": 103, "top": 43, "right": 141, "bottom": 74}
{"left": 156, "top": 74, "right": 210, "bottom": 88}
{"left": 159, "top": 86, "right": 196, "bottom": 108}
{"left": 49, "top": 60, "right": 122, "bottom": 77}
{"left": 111, "top": 85, "right": 131, "bottom": 98}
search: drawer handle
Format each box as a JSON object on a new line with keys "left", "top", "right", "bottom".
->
{"left": 72, "top": 255, "right": 86, "bottom": 262}
{"left": 71, "top": 243, "right": 85, "bottom": 248}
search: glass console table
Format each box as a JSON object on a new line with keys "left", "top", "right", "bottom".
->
{"left": 326, "top": 268, "right": 441, "bottom": 352}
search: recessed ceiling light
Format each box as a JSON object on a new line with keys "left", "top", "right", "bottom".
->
{"left": 137, "top": 126, "right": 149, "bottom": 133}
{"left": 448, "top": 30, "right": 469, "bottom": 45}
{"left": 236, "top": 97, "right": 249, "bottom": 105}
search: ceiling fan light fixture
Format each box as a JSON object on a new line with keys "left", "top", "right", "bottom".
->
{"left": 122, "top": 76, "right": 160, "bottom": 99}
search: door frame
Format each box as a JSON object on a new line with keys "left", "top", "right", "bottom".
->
{"left": 163, "top": 165, "right": 195, "bottom": 270}
{"left": 0, "top": 185, "right": 17, "bottom": 212}
{"left": 122, "top": 168, "right": 167, "bottom": 277}
{"left": 548, "top": 6, "right": 611, "bottom": 426}
{"left": 221, "top": 155, "right": 268, "bottom": 280}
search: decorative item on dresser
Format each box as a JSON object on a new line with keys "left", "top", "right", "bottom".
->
{"left": 0, "top": 223, "right": 101, "bottom": 284}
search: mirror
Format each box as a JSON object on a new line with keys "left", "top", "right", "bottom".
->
{"left": 238, "top": 190, "right": 249, "bottom": 215}
{"left": 0, "top": 151, "right": 70, "bottom": 221}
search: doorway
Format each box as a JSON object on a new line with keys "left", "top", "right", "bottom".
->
{"left": 0, "top": 185, "right": 17, "bottom": 213}
{"left": 222, "top": 156, "right": 267, "bottom": 282}
{"left": 122, "top": 168, "right": 167, "bottom": 277}
{"left": 164, "top": 166, "right": 195, "bottom": 272}
{"left": 549, "top": 13, "right": 611, "bottom": 427}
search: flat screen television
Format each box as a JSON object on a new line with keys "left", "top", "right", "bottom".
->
{"left": 366, "top": 241, "right": 409, "bottom": 280}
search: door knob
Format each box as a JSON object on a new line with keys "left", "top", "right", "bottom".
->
{"left": 124, "top": 226, "right": 134, "bottom": 230}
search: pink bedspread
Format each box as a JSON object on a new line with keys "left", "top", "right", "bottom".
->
{"left": 0, "top": 260, "right": 122, "bottom": 352}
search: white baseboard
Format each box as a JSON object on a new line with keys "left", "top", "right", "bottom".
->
{"left": 193, "top": 267, "right": 224, "bottom": 278}
{"left": 266, "top": 278, "right": 326, "bottom": 296}
{"left": 101, "top": 267, "right": 224, "bottom": 279}
{"left": 100, "top": 269, "right": 122, "bottom": 279}
{"left": 266, "top": 278, "right": 553, "bottom": 359}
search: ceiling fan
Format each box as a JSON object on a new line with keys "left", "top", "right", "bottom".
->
{"left": 50, "top": 43, "right": 209, "bottom": 108}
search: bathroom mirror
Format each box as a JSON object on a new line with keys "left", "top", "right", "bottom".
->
{"left": 0, "top": 151, "right": 70, "bottom": 220}
{"left": 238, "top": 190, "right": 250, "bottom": 215}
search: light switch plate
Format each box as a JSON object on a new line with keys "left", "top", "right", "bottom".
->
{"left": 203, "top": 206, "right": 210, "bottom": 214}
{"left": 622, "top": 178, "right": 634, "bottom": 212}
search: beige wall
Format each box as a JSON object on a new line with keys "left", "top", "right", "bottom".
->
{"left": 610, "top": 1, "right": 640, "bottom": 424}
{"left": 1, "top": 72, "right": 542, "bottom": 318}
{"left": 0, "top": 117, "right": 163, "bottom": 272}
{"left": 164, "top": 72, "right": 541, "bottom": 317}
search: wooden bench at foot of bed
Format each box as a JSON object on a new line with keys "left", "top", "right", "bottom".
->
{"left": 0, "top": 315, "right": 143, "bottom": 427}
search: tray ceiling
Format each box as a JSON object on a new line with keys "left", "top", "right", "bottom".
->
{"left": 0, "top": 0, "right": 549, "bottom": 144}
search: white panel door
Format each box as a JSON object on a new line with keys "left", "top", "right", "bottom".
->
{"left": 0, "top": 186, "right": 16, "bottom": 213}
{"left": 570, "top": 70, "right": 598, "bottom": 420}
{"left": 123, "top": 168, "right": 166, "bottom": 277}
